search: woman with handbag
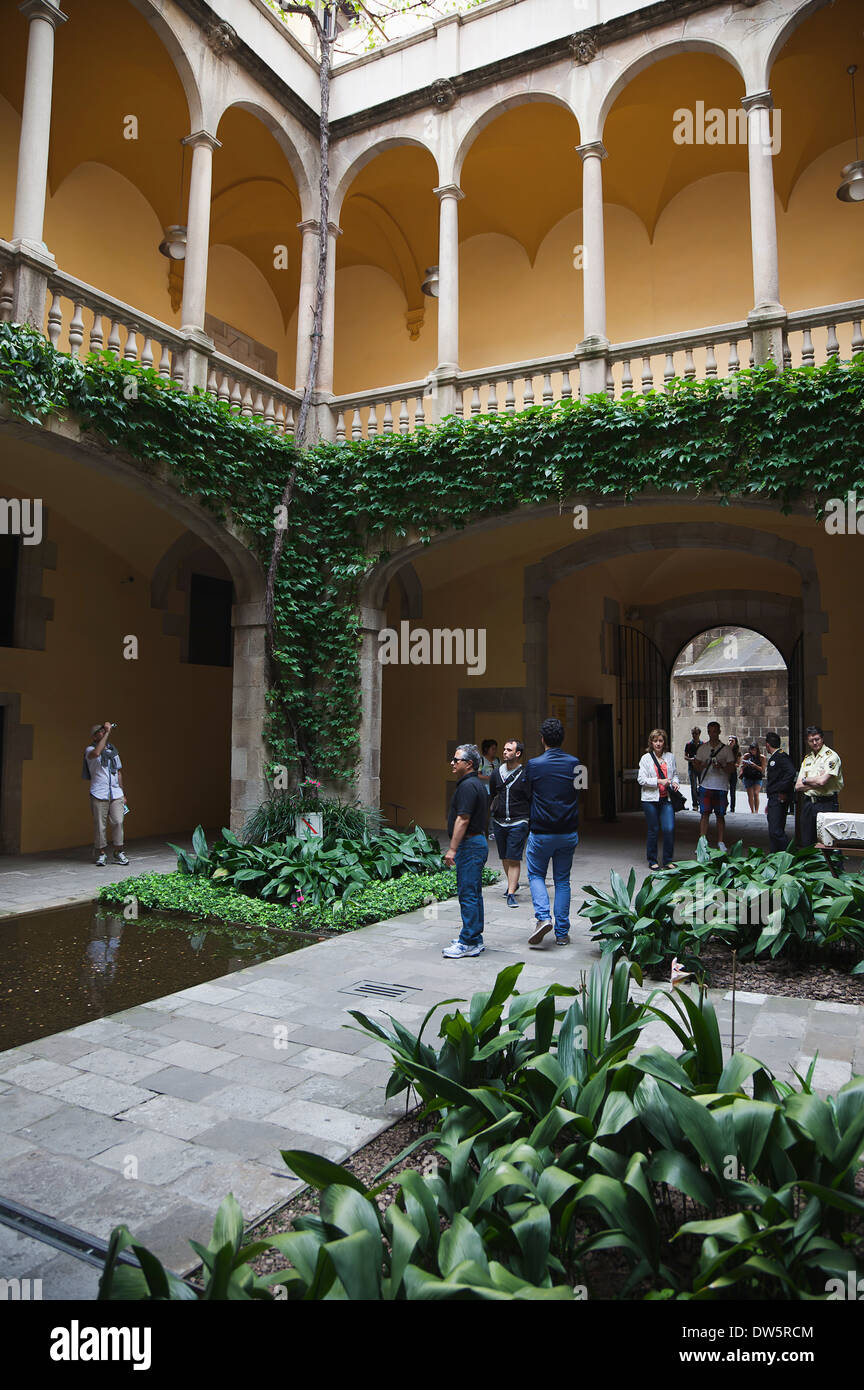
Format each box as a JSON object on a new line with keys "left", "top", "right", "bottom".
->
{"left": 637, "top": 729, "right": 683, "bottom": 871}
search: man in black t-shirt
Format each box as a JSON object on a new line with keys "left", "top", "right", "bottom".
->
{"left": 442, "top": 743, "right": 489, "bottom": 958}
{"left": 684, "top": 727, "right": 703, "bottom": 811}
{"left": 764, "top": 731, "right": 797, "bottom": 852}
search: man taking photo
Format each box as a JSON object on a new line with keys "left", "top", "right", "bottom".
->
{"left": 85, "top": 721, "right": 129, "bottom": 867}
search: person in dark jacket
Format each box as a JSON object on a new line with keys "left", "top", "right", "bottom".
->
{"left": 489, "top": 740, "right": 529, "bottom": 907}
{"left": 442, "top": 743, "right": 489, "bottom": 959}
{"left": 523, "top": 717, "right": 582, "bottom": 948}
{"left": 764, "top": 731, "right": 797, "bottom": 852}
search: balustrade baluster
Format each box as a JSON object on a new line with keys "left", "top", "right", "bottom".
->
{"left": 217, "top": 374, "right": 230, "bottom": 403}
{"left": 826, "top": 322, "right": 840, "bottom": 359}
{"left": 69, "top": 302, "right": 85, "bottom": 358}
{"left": 414, "top": 397, "right": 425, "bottom": 429}
{"left": 264, "top": 395, "right": 276, "bottom": 427}
{"left": 173, "top": 356, "right": 185, "bottom": 387}
{"left": 621, "top": 359, "right": 633, "bottom": 393}
{"left": 561, "top": 371, "right": 572, "bottom": 401}
{"left": 523, "top": 376, "right": 535, "bottom": 408}
{"left": 487, "top": 381, "right": 498, "bottom": 413}
{"left": 606, "top": 365, "right": 614, "bottom": 398}
{"left": 383, "top": 401, "right": 393, "bottom": 433}
{"left": 253, "top": 390, "right": 265, "bottom": 418}
{"left": 542, "top": 373, "right": 553, "bottom": 405}
{"left": 352, "top": 408, "right": 363, "bottom": 439}
{"left": 140, "top": 337, "right": 153, "bottom": 370}
{"left": 728, "top": 341, "right": 740, "bottom": 374}
{"left": 47, "top": 291, "right": 62, "bottom": 347}
{"left": 123, "top": 325, "right": 138, "bottom": 362}
{"left": 284, "top": 404, "right": 295, "bottom": 434}
{"left": 852, "top": 320, "right": 863, "bottom": 355}
{"left": 782, "top": 332, "right": 792, "bottom": 369}
{"left": 157, "top": 345, "right": 172, "bottom": 378}
{"left": 470, "top": 385, "right": 481, "bottom": 415}
{"left": 0, "top": 272, "right": 13, "bottom": 323}
{"left": 748, "top": 344, "right": 755, "bottom": 368}
{"left": 229, "top": 380, "right": 242, "bottom": 412}
{"left": 336, "top": 410, "right": 346, "bottom": 443}
{"left": 663, "top": 352, "right": 675, "bottom": 388}
{"left": 505, "top": 379, "right": 516, "bottom": 412}
{"left": 454, "top": 390, "right": 464, "bottom": 417}
{"left": 641, "top": 357, "right": 654, "bottom": 393}
{"left": 399, "top": 399, "right": 409, "bottom": 434}
{"left": 107, "top": 320, "right": 121, "bottom": 357}
{"left": 684, "top": 348, "right": 696, "bottom": 380}
{"left": 368, "top": 404, "right": 378, "bottom": 437}
{"left": 88, "top": 311, "right": 104, "bottom": 354}
{"left": 241, "top": 387, "right": 254, "bottom": 417}
{"left": 705, "top": 344, "right": 717, "bottom": 377}
{"left": 206, "top": 369, "right": 217, "bottom": 396}
{"left": 274, "top": 401, "right": 285, "bottom": 433}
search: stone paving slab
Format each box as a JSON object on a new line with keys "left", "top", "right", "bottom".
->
{"left": 2, "top": 815, "right": 863, "bottom": 1298}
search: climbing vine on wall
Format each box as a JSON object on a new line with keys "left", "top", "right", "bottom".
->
{"left": 2, "top": 322, "right": 863, "bottom": 786}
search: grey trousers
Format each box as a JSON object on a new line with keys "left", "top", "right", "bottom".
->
{"left": 91, "top": 795, "right": 124, "bottom": 853}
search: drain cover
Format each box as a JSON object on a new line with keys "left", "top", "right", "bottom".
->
{"left": 340, "top": 980, "right": 421, "bottom": 999}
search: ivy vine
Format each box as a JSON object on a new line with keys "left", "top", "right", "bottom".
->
{"left": 1, "top": 322, "right": 863, "bottom": 786}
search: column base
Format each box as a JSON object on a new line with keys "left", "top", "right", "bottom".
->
{"left": 429, "top": 368, "right": 459, "bottom": 423}
{"left": 177, "top": 327, "right": 214, "bottom": 391}
{"left": 577, "top": 339, "right": 610, "bottom": 398}
{"left": 6, "top": 239, "right": 56, "bottom": 330}
{"left": 747, "top": 305, "right": 786, "bottom": 367}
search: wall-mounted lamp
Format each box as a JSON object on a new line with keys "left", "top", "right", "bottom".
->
{"left": 158, "top": 225, "right": 187, "bottom": 260}
{"left": 421, "top": 265, "right": 440, "bottom": 298}
{"left": 836, "top": 64, "right": 864, "bottom": 203}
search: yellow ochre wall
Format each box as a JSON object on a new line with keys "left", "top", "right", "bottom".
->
{"left": 1, "top": 441, "right": 232, "bottom": 853}
{"left": 379, "top": 505, "right": 864, "bottom": 830}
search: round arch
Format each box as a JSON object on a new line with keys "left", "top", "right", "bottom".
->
{"left": 596, "top": 39, "right": 746, "bottom": 137}
{"left": 215, "top": 99, "right": 315, "bottom": 216}
{"left": 452, "top": 93, "right": 579, "bottom": 187}
{"left": 125, "top": 0, "right": 204, "bottom": 130}
{"left": 764, "top": 0, "right": 833, "bottom": 85}
{"left": 331, "top": 136, "right": 441, "bottom": 223}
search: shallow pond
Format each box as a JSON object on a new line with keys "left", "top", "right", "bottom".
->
{"left": 0, "top": 903, "right": 319, "bottom": 1051}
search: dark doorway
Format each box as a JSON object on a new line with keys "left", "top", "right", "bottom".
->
{"left": 0, "top": 535, "right": 19, "bottom": 647}
{"left": 596, "top": 703, "right": 616, "bottom": 821}
{"left": 617, "top": 625, "right": 670, "bottom": 812}
{"left": 188, "top": 573, "right": 233, "bottom": 667}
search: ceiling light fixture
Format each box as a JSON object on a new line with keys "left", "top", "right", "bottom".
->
{"left": 421, "top": 266, "right": 440, "bottom": 298}
{"left": 836, "top": 64, "right": 864, "bottom": 203}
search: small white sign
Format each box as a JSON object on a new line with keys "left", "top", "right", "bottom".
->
{"left": 294, "top": 812, "right": 323, "bottom": 840}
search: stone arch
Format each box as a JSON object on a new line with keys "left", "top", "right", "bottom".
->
{"left": 216, "top": 98, "right": 315, "bottom": 216}
{"left": 635, "top": 590, "right": 804, "bottom": 670}
{"left": 0, "top": 409, "right": 267, "bottom": 839}
{"left": 452, "top": 93, "right": 579, "bottom": 188}
{"left": 125, "top": 0, "right": 204, "bottom": 131}
{"left": 764, "top": 0, "right": 833, "bottom": 87}
{"left": 331, "top": 137, "right": 442, "bottom": 224}
{"left": 596, "top": 38, "right": 746, "bottom": 138}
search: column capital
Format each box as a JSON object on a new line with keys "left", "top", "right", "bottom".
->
{"left": 298, "top": 219, "right": 341, "bottom": 238}
{"left": 19, "top": 0, "right": 67, "bottom": 26}
{"left": 741, "top": 90, "right": 773, "bottom": 113}
{"left": 575, "top": 141, "right": 608, "bottom": 162}
{"left": 182, "top": 130, "right": 222, "bottom": 152}
{"left": 434, "top": 183, "right": 464, "bottom": 202}
{"left": 328, "top": 221, "right": 342, "bottom": 239}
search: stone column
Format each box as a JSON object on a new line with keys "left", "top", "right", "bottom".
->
{"left": 179, "top": 130, "right": 221, "bottom": 389}
{"left": 742, "top": 91, "right": 785, "bottom": 366}
{"left": 357, "top": 605, "right": 385, "bottom": 809}
{"left": 432, "top": 183, "right": 464, "bottom": 417}
{"left": 295, "top": 219, "right": 319, "bottom": 389}
{"left": 575, "top": 142, "right": 609, "bottom": 397}
{"left": 229, "top": 600, "right": 269, "bottom": 834}
{"left": 9, "top": 0, "right": 67, "bottom": 327}
{"left": 314, "top": 221, "right": 341, "bottom": 443}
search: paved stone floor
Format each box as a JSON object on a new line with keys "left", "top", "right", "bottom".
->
{"left": 1, "top": 810, "right": 862, "bottom": 1299}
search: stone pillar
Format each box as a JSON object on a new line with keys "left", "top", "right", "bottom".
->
{"left": 295, "top": 218, "right": 319, "bottom": 389}
{"left": 357, "top": 605, "right": 385, "bottom": 809}
{"left": 742, "top": 92, "right": 785, "bottom": 366}
{"left": 313, "top": 220, "right": 341, "bottom": 443}
{"left": 179, "top": 130, "right": 220, "bottom": 389}
{"left": 229, "top": 600, "right": 269, "bottom": 834}
{"left": 9, "top": 0, "right": 67, "bottom": 327}
{"left": 575, "top": 142, "right": 609, "bottom": 397}
{"left": 433, "top": 183, "right": 464, "bottom": 417}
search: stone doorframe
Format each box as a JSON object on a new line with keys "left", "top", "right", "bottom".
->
{"left": 631, "top": 589, "right": 805, "bottom": 669}
{"left": 524, "top": 523, "right": 825, "bottom": 743}
{"left": 0, "top": 409, "right": 268, "bottom": 840}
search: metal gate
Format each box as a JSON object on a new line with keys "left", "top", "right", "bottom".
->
{"left": 787, "top": 634, "right": 804, "bottom": 765}
{"left": 617, "top": 625, "right": 670, "bottom": 812}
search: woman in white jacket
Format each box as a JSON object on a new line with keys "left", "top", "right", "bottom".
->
{"left": 637, "top": 729, "right": 680, "bottom": 870}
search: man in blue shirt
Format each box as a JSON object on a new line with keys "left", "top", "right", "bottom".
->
{"left": 524, "top": 717, "right": 581, "bottom": 947}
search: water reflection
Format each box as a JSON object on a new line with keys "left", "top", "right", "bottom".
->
{"left": 0, "top": 902, "right": 318, "bottom": 1051}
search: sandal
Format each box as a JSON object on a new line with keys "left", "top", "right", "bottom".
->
{"left": 648, "top": 861, "right": 660, "bottom": 870}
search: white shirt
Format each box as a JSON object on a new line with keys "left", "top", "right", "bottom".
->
{"left": 694, "top": 741, "right": 734, "bottom": 791}
{"left": 86, "top": 745, "right": 124, "bottom": 801}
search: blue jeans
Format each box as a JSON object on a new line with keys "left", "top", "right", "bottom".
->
{"left": 526, "top": 831, "right": 579, "bottom": 939}
{"left": 456, "top": 834, "right": 488, "bottom": 945}
{"left": 643, "top": 799, "right": 675, "bottom": 865}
